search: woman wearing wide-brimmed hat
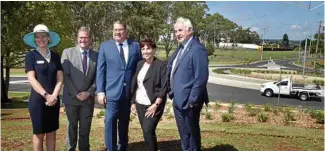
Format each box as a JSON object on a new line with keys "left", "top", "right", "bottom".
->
{"left": 24, "top": 24, "right": 63, "bottom": 151}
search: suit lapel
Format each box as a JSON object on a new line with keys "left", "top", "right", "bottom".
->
{"left": 75, "top": 46, "right": 84, "bottom": 73}
{"left": 143, "top": 58, "right": 155, "bottom": 82}
{"left": 86, "top": 49, "right": 94, "bottom": 76}
{"left": 126, "top": 40, "right": 133, "bottom": 68}
{"left": 172, "top": 39, "right": 194, "bottom": 75}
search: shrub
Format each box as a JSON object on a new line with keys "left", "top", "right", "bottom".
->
{"left": 244, "top": 103, "right": 253, "bottom": 112}
{"left": 312, "top": 79, "right": 324, "bottom": 86}
{"left": 258, "top": 112, "right": 268, "bottom": 122}
{"left": 315, "top": 110, "right": 324, "bottom": 124}
{"left": 264, "top": 104, "right": 272, "bottom": 112}
{"left": 309, "top": 110, "right": 318, "bottom": 119}
{"left": 248, "top": 108, "right": 260, "bottom": 117}
{"left": 221, "top": 113, "right": 235, "bottom": 122}
{"left": 206, "top": 43, "right": 215, "bottom": 56}
{"left": 215, "top": 101, "right": 222, "bottom": 111}
{"left": 213, "top": 69, "right": 226, "bottom": 74}
{"left": 228, "top": 101, "right": 236, "bottom": 113}
{"left": 205, "top": 111, "right": 213, "bottom": 120}
{"left": 283, "top": 109, "right": 296, "bottom": 124}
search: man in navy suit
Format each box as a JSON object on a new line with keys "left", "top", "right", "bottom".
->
{"left": 167, "top": 17, "right": 209, "bottom": 151}
{"left": 96, "top": 21, "right": 142, "bottom": 151}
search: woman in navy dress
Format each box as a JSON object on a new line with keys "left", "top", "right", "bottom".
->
{"left": 23, "top": 24, "right": 63, "bottom": 151}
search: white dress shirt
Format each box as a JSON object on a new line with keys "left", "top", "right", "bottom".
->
{"left": 115, "top": 40, "right": 129, "bottom": 64}
{"left": 135, "top": 62, "right": 151, "bottom": 105}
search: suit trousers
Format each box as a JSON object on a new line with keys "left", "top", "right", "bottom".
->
{"left": 65, "top": 103, "right": 94, "bottom": 151}
{"left": 136, "top": 103, "right": 163, "bottom": 151}
{"left": 105, "top": 87, "right": 130, "bottom": 151}
{"left": 173, "top": 101, "right": 203, "bottom": 151}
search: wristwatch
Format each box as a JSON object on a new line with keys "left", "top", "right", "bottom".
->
{"left": 155, "top": 102, "right": 159, "bottom": 107}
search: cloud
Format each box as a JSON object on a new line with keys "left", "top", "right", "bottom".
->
{"left": 250, "top": 26, "right": 259, "bottom": 31}
{"left": 291, "top": 25, "right": 302, "bottom": 30}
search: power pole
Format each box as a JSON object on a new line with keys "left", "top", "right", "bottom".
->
{"left": 298, "top": 40, "right": 301, "bottom": 62}
{"left": 302, "top": 1, "right": 312, "bottom": 79}
{"left": 315, "top": 21, "right": 322, "bottom": 57}
{"left": 308, "top": 36, "right": 312, "bottom": 56}
{"left": 260, "top": 28, "right": 266, "bottom": 61}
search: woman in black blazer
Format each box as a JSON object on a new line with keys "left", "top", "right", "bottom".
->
{"left": 131, "top": 38, "right": 168, "bottom": 151}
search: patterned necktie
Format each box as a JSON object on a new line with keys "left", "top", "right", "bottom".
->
{"left": 82, "top": 51, "right": 87, "bottom": 75}
{"left": 119, "top": 43, "right": 126, "bottom": 65}
{"left": 175, "top": 44, "right": 184, "bottom": 65}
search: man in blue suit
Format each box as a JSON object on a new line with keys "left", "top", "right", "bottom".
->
{"left": 167, "top": 17, "right": 209, "bottom": 151}
{"left": 96, "top": 21, "right": 142, "bottom": 151}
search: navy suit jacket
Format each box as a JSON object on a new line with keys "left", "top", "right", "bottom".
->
{"left": 96, "top": 39, "right": 142, "bottom": 101}
{"left": 167, "top": 38, "right": 209, "bottom": 110}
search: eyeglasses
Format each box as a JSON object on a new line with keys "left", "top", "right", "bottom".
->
{"left": 113, "top": 28, "right": 125, "bottom": 32}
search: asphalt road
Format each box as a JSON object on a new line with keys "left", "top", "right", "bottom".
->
{"left": 9, "top": 77, "right": 324, "bottom": 109}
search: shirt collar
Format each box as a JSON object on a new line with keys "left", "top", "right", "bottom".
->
{"left": 115, "top": 40, "right": 128, "bottom": 46}
{"left": 181, "top": 36, "right": 193, "bottom": 50}
{"left": 79, "top": 46, "right": 89, "bottom": 54}
{"left": 36, "top": 47, "right": 51, "bottom": 57}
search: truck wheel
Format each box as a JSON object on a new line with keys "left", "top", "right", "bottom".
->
{"left": 299, "top": 93, "right": 308, "bottom": 101}
{"left": 264, "top": 89, "right": 273, "bottom": 97}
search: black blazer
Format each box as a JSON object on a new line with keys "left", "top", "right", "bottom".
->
{"left": 131, "top": 57, "right": 168, "bottom": 113}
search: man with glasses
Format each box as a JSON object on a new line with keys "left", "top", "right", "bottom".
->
{"left": 96, "top": 21, "right": 142, "bottom": 151}
{"left": 61, "top": 27, "right": 98, "bottom": 151}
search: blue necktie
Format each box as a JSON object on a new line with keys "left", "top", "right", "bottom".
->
{"left": 119, "top": 43, "right": 126, "bottom": 66}
{"left": 82, "top": 51, "right": 87, "bottom": 75}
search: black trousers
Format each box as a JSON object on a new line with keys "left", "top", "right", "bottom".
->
{"left": 136, "top": 103, "right": 163, "bottom": 151}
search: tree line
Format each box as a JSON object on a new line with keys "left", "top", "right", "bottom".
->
{"left": 1, "top": 1, "right": 261, "bottom": 101}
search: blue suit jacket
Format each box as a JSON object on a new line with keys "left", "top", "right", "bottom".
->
{"left": 96, "top": 39, "right": 142, "bottom": 101}
{"left": 167, "top": 38, "right": 209, "bottom": 110}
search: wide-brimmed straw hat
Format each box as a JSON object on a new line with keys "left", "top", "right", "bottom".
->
{"left": 23, "top": 24, "right": 60, "bottom": 48}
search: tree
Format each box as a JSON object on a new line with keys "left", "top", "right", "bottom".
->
{"left": 282, "top": 33, "right": 289, "bottom": 47}
{"left": 1, "top": 1, "right": 73, "bottom": 100}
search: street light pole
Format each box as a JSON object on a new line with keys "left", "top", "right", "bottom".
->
{"left": 302, "top": 1, "right": 312, "bottom": 79}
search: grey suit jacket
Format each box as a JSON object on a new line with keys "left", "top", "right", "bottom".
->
{"left": 61, "top": 46, "right": 98, "bottom": 105}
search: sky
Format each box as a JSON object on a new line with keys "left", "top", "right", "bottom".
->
{"left": 206, "top": 1, "right": 324, "bottom": 40}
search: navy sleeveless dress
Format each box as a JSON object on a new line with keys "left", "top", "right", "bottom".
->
{"left": 25, "top": 50, "right": 62, "bottom": 134}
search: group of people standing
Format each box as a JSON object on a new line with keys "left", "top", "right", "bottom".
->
{"left": 24, "top": 17, "right": 209, "bottom": 151}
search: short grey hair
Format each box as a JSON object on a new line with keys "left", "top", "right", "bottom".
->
{"left": 113, "top": 20, "right": 127, "bottom": 29}
{"left": 175, "top": 17, "right": 193, "bottom": 31}
{"left": 78, "top": 26, "right": 92, "bottom": 38}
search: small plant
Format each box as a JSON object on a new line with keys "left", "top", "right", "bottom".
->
{"left": 214, "top": 101, "right": 222, "bottom": 111}
{"left": 315, "top": 110, "right": 324, "bottom": 124}
{"left": 264, "top": 104, "right": 271, "bottom": 112}
{"left": 221, "top": 113, "right": 235, "bottom": 122}
{"left": 283, "top": 109, "right": 296, "bottom": 124}
{"left": 271, "top": 106, "right": 280, "bottom": 115}
{"left": 244, "top": 103, "right": 253, "bottom": 112}
{"left": 248, "top": 108, "right": 260, "bottom": 117}
{"left": 205, "top": 111, "right": 213, "bottom": 120}
{"left": 258, "top": 112, "right": 268, "bottom": 122}
{"left": 228, "top": 101, "right": 236, "bottom": 113}
{"left": 96, "top": 110, "right": 105, "bottom": 118}
{"left": 309, "top": 110, "right": 318, "bottom": 119}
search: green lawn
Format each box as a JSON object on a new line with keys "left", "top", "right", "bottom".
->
{"left": 2, "top": 93, "right": 324, "bottom": 151}
{"left": 156, "top": 46, "right": 299, "bottom": 64}
{"left": 1, "top": 109, "right": 323, "bottom": 151}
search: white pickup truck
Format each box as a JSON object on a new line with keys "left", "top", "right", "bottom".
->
{"left": 260, "top": 78, "right": 323, "bottom": 101}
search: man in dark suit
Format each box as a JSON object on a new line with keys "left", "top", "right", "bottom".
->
{"left": 167, "top": 17, "right": 209, "bottom": 151}
{"left": 61, "top": 27, "right": 98, "bottom": 151}
{"left": 96, "top": 21, "right": 142, "bottom": 151}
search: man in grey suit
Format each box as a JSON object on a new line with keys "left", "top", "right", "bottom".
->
{"left": 61, "top": 27, "right": 98, "bottom": 151}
